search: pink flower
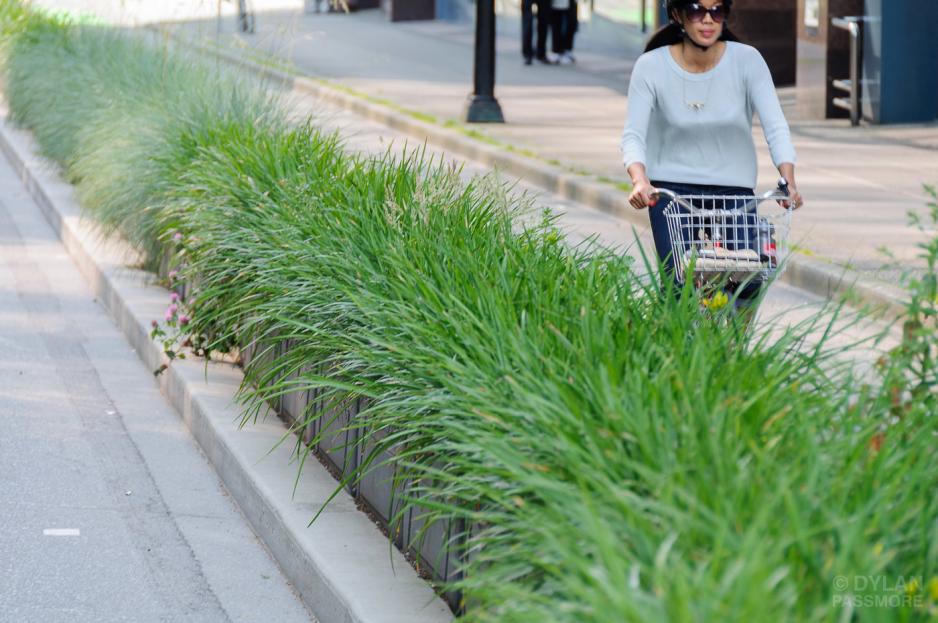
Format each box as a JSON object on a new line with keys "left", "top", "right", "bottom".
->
{"left": 168, "top": 270, "right": 178, "bottom": 281}
{"left": 151, "top": 319, "right": 158, "bottom": 328}
{"left": 167, "top": 304, "right": 178, "bottom": 315}
{"left": 179, "top": 315, "right": 190, "bottom": 326}
{"left": 170, "top": 292, "right": 179, "bottom": 303}
{"left": 172, "top": 232, "right": 184, "bottom": 242}
{"left": 164, "top": 310, "right": 174, "bottom": 322}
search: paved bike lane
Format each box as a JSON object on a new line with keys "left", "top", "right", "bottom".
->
{"left": 0, "top": 141, "right": 313, "bottom": 622}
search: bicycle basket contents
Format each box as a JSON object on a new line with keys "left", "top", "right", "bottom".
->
{"left": 662, "top": 191, "right": 791, "bottom": 287}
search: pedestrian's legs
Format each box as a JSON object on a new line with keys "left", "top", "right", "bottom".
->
{"left": 550, "top": 5, "right": 564, "bottom": 55}
{"left": 521, "top": 0, "right": 534, "bottom": 60}
{"left": 535, "top": 0, "right": 551, "bottom": 59}
{"left": 565, "top": 1, "right": 578, "bottom": 52}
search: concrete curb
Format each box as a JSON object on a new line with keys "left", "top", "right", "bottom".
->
{"left": 0, "top": 113, "right": 452, "bottom": 623}
{"left": 182, "top": 33, "right": 908, "bottom": 321}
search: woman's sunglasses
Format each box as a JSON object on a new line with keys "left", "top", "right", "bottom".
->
{"left": 684, "top": 3, "right": 726, "bottom": 23}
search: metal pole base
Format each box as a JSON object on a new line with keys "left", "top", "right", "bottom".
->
{"left": 464, "top": 95, "right": 505, "bottom": 123}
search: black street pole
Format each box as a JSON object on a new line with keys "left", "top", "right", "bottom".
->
{"left": 465, "top": 0, "right": 505, "bottom": 123}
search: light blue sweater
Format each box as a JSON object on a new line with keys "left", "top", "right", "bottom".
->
{"left": 620, "top": 42, "right": 796, "bottom": 189}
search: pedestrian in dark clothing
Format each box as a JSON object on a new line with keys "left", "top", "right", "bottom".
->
{"left": 521, "top": 0, "right": 553, "bottom": 64}
{"left": 551, "top": 0, "right": 578, "bottom": 63}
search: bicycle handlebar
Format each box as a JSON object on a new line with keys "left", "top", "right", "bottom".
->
{"left": 652, "top": 178, "right": 791, "bottom": 215}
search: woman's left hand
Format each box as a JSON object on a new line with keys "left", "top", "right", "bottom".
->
{"left": 777, "top": 164, "right": 803, "bottom": 209}
{"left": 782, "top": 186, "right": 804, "bottom": 210}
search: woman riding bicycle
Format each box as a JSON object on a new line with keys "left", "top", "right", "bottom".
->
{"left": 621, "top": 0, "right": 803, "bottom": 308}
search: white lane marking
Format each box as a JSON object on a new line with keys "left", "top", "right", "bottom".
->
{"left": 43, "top": 528, "right": 80, "bottom": 537}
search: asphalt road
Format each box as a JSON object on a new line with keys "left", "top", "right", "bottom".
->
{"left": 0, "top": 152, "right": 313, "bottom": 622}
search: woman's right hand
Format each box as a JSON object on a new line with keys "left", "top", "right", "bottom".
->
{"left": 628, "top": 178, "right": 658, "bottom": 210}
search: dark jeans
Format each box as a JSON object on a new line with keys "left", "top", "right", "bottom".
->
{"left": 648, "top": 180, "right": 763, "bottom": 301}
{"left": 522, "top": 0, "right": 550, "bottom": 60}
{"left": 551, "top": 1, "right": 578, "bottom": 54}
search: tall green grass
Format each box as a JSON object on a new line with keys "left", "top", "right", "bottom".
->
{"left": 4, "top": 12, "right": 282, "bottom": 266}
{"left": 2, "top": 4, "right": 935, "bottom": 621}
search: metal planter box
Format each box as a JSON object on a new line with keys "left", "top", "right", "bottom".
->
{"left": 246, "top": 342, "right": 464, "bottom": 606}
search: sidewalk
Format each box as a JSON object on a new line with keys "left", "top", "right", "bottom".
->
{"left": 162, "top": 3, "right": 937, "bottom": 289}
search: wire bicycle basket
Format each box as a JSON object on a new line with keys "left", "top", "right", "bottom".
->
{"left": 657, "top": 180, "right": 793, "bottom": 287}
